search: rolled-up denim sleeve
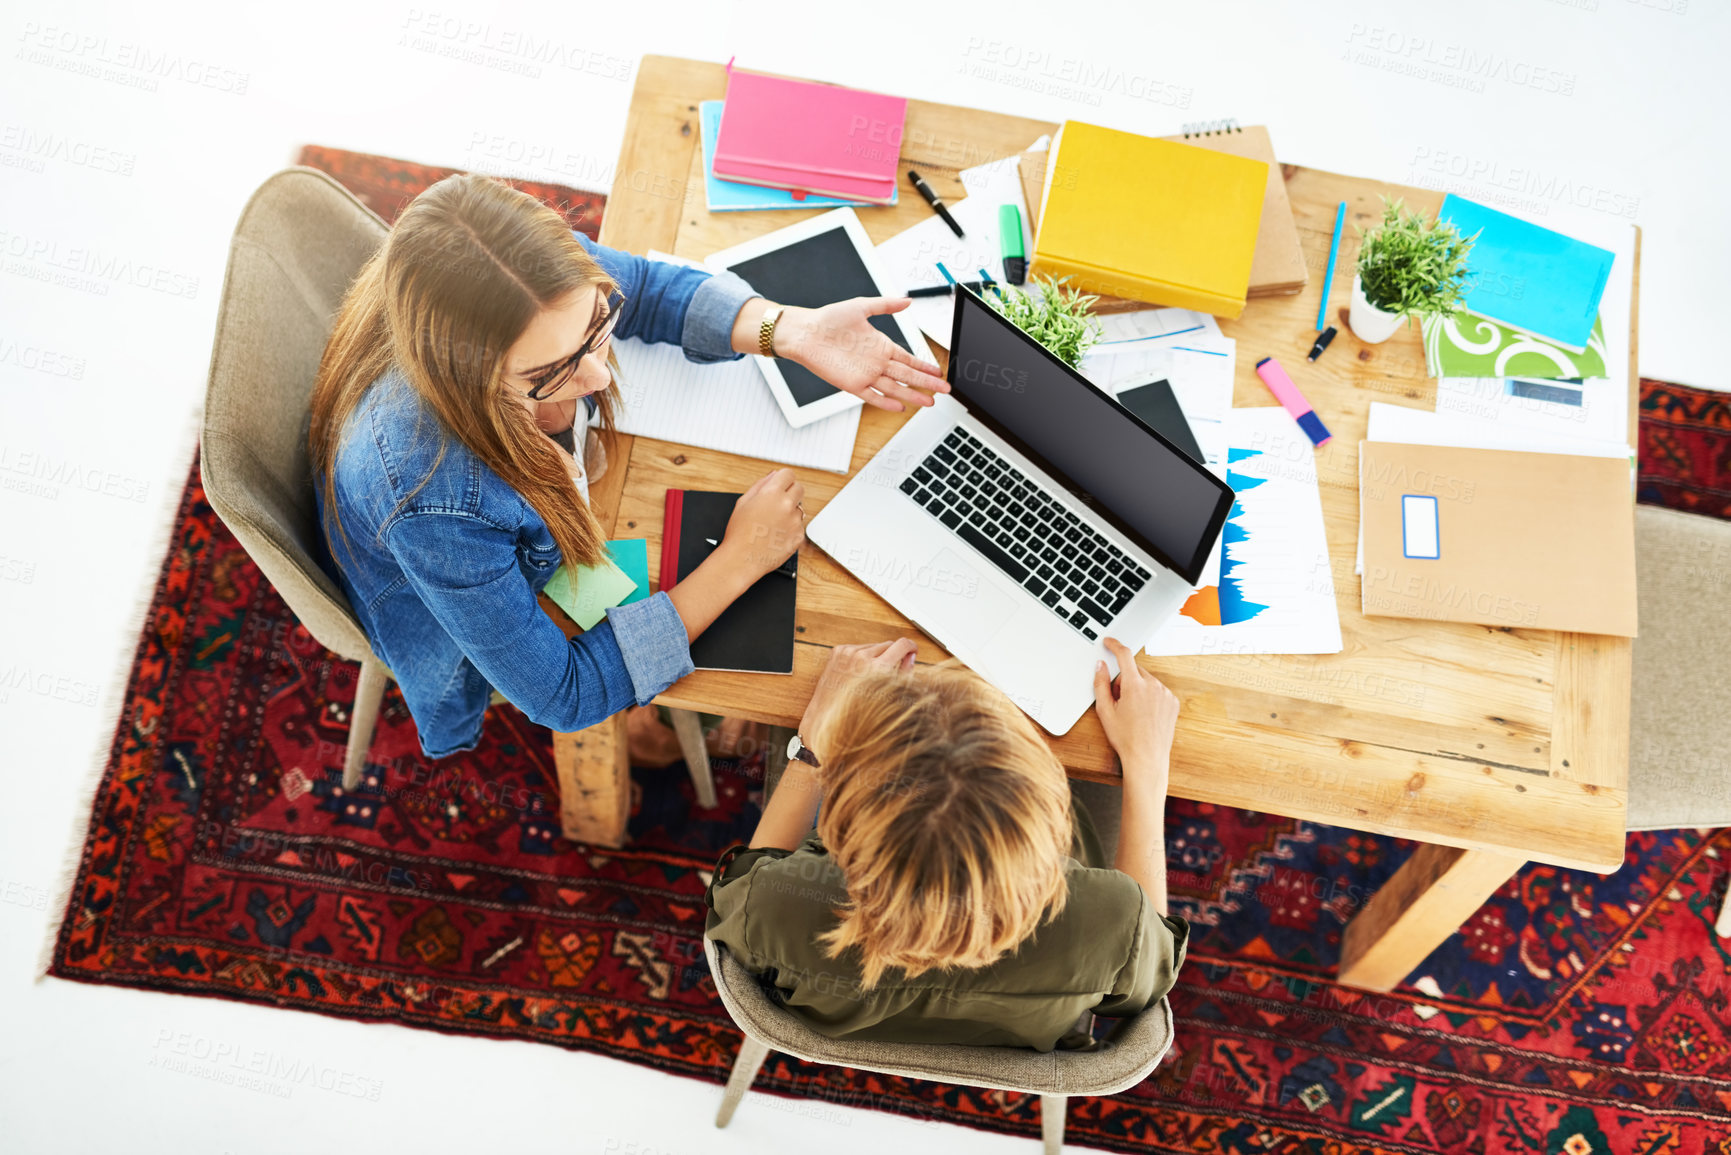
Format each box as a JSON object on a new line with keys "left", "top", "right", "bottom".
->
{"left": 574, "top": 231, "right": 756, "bottom": 365}
{"left": 603, "top": 591, "right": 696, "bottom": 701}
{"left": 680, "top": 268, "right": 757, "bottom": 361}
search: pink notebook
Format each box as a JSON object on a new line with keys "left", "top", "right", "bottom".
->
{"left": 713, "top": 64, "right": 907, "bottom": 204}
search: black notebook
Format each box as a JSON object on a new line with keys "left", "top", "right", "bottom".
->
{"left": 659, "top": 489, "right": 798, "bottom": 674}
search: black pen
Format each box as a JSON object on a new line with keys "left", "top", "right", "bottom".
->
{"left": 907, "top": 280, "right": 988, "bottom": 298}
{"left": 908, "top": 169, "right": 964, "bottom": 238}
{"left": 705, "top": 538, "right": 797, "bottom": 579}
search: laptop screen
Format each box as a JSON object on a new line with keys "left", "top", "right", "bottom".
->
{"left": 945, "top": 288, "right": 1234, "bottom": 585}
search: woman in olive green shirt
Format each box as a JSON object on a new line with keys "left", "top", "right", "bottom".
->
{"left": 704, "top": 636, "right": 1186, "bottom": 1052}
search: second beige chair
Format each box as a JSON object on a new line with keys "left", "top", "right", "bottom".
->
{"left": 1629, "top": 504, "right": 1731, "bottom": 936}
{"left": 706, "top": 936, "right": 1174, "bottom": 1154}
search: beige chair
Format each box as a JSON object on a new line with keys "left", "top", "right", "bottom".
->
{"left": 201, "top": 166, "right": 394, "bottom": 792}
{"left": 200, "top": 166, "right": 718, "bottom": 812}
{"left": 705, "top": 939, "right": 1174, "bottom": 1154}
{"left": 704, "top": 772, "right": 1174, "bottom": 1153}
{"left": 1629, "top": 504, "right": 1731, "bottom": 936}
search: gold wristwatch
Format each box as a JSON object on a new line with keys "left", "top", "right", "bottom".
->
{"left": 758, "top": 305, "right": 784, "bottom": 357}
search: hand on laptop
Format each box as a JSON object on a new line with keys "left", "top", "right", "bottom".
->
{"left": 717, "top": 468, "right": 807, "bottom": 581}
{"left": 774, "top": 297, "right": 949, "bottom": 413}
{"left": 1093, "top": 637, "right": 1179, "bottom": 786}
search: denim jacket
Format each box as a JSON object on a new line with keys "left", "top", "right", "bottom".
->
{"left": 316, "top": 232, "right": 759, "bottom": 758}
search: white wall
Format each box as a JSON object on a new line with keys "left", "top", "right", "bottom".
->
{"left": 2, "top": 1, "right": 1723, "bottom": 1151}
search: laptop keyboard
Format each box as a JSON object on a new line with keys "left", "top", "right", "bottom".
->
{"left": 898, "top": 427, "right": 1151, "bottom": 640}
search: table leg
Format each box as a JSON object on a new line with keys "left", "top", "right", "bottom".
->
{"left": 1336, "top": 844, "right": 1525, "bottom": 992}
{"left": 667, "top": 707, "right": 718, "bottom": 810}
{"left": 554, "top": 715, "right": 630, "bottom": 848}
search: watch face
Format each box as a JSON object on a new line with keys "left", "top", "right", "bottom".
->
{"left": 786, "top": 734, "right": 802, "bottom": 759}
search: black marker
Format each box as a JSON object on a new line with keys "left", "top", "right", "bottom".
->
{"left": 1307, "top": 326, "right": 1338, "bottom": 362}
{"left": 908, "top": 169, "right": 964, "bottom": 238}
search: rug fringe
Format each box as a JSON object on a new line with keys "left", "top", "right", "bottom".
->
{"left": 36, "top": 403, "right": 205, "bottom": 981}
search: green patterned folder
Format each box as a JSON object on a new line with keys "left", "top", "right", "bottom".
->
{"left": 1421, "top": 312, "right": 1606, "bottom": 380}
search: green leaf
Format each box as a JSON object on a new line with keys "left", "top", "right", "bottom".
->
{"left": 1355, "top": 196, "right": 1478, "bottom": 321}
{"left": 983, "top": 274, "right": 1104, "bottom": 368}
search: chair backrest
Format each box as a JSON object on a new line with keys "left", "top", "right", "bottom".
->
{"left": 201, "top": 167, "right": 390, "bottom": 662}
{"left": 1628, "top": 503, "right": 1731, "bottom": 831}
{"left": 702, "top": 937, "right": 1174, "bottom": 1097}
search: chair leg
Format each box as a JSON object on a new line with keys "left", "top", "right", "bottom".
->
{"left": 342, "top": 657, "right": 389, "bottom": 790}
{"left": 667, "top": 708, "right": 718, "bottom": 809}
{"left": 1041, "top": 1094, "right": 1066, "bottom": 1155}
{"left": 715, "top": 1035, "right": 771, "bottom": 1128}
{"left": 1717, "top": 876, "right": 1731, "bottom": 939}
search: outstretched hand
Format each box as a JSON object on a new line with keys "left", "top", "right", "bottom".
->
{"left": 777, "top": 298, "right": 949, "bottom": 412}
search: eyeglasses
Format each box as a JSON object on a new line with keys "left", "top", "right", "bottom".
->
{"left": 523, "top": 287, "right": 625, "bottom": 401}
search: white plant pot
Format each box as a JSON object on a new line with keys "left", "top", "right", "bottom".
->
{"left": 1349, "top": 275, "right": 1405, "bottom": 345}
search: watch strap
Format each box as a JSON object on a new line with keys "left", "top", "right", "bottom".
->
{"left": 787, "top": 732, "right": 820, "bottom": 768}
{"left": 758, "top": 305, "right": 784, "bottom": 358}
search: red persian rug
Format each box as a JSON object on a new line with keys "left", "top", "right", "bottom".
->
{"left": 1639, "top": 377, "right": 1731, "bottom": 520}
{"left": 42, "top": 149, "right": 1731, "bottom": 1154}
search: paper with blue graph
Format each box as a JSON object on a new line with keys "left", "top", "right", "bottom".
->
{"left": 1145, "top": 407, "right": 1342, "bottom": 656}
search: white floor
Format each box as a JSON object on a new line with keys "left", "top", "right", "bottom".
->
{"left": 2, "top": 2, "right": 1725, "bottom": 1151}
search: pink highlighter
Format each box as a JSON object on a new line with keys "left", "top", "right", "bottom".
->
{"left": 1254, "top": 356, "right": 1331, "bottom": 447}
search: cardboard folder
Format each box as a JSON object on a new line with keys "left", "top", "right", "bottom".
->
{"left": 1359, "top": 442, "right": 1637, "bottom": 636}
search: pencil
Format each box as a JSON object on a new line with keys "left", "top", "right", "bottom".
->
{"left": 1317, "top": 201, "right": 1346, "bottom": 331}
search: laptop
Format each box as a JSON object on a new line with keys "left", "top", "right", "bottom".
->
{"left": 807, "top": 287, "right": 1235, "bottom": 735}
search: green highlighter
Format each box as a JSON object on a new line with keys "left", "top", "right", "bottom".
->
{"left": 998, "top": 204, "right": 1027, "bottom": 285}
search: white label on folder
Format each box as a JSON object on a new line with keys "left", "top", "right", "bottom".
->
{"left": 1401, "top": 495, "right": 1440, "bottom": 560}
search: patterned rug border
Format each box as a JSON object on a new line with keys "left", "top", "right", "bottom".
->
{"left": 36, "top": 406, "right": 205, "bottom": 982}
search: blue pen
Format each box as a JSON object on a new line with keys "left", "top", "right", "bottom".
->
{"left": 1317, "top": 201, "right": 1346, "bottom": 331}
{"left": 935, "top": 261, "right": 956, "bottom": 284}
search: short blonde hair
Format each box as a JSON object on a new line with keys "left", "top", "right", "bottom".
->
{"left": 810, "top": 662, "right": 1073, "bottom": 988}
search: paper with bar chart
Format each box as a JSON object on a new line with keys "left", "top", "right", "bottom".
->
{"left": 1146, "top": 407, "right": 1342, "bottom": 656}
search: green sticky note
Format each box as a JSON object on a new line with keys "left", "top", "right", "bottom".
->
{"left": 1421, "top": 311, "right": 1606, "bottom": 380}
{"left": 543, "top": 539, "right": 649, "bottom": 630}
{"left": 606, "top": 539, "right": 650, "bottom": 606}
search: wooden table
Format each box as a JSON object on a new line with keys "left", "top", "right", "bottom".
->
{"left": 554, "top": 54, "right": 1638, "bottom": 993}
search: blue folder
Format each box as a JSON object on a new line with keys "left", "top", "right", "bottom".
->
{"left": 1440, "top": 195, "right": 1614, "bottom": 353}
{"left": 698, "top": 101, "right": 893, "bottom": 212}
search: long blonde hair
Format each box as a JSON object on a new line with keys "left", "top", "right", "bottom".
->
{"left": 810, "top": 662, "right": 1074, "bottom": 988}
{"left": 310, "top": 173, "right": 618, "bottom": 570}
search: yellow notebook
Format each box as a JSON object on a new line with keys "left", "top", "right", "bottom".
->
{"left": 1031, "top": 121, "right": 1268, "bottom": 317}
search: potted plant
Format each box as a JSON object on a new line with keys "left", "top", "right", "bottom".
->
{"left": 1350, "top": 197, "right": 1476, "bottom": 345}
{"left": 983, "top": 274, "right": 1103, "bottom": 368}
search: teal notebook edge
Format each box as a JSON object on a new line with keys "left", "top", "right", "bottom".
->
{"left": 606, "top": 539, "right": 649, "bottom": 605}
{"left": 1440, "top": 194, "right": 1614, "bottom": 352}
{"left": 699, "top": 101, "right": 892, "bottom": 212}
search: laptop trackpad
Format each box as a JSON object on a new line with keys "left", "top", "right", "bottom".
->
{"left": 914, "top": 547, "right": 1019, "bottom": 647}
